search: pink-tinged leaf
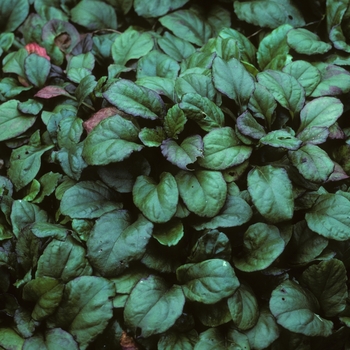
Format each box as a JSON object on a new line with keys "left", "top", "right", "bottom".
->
{"left": 83, "top": 107, "right": 122, "bottom": 133}
{"left": 25, "top": 42, "right": 50, "bottom": 61}
{"left": 34, "top": 86, "right": 71, "bottom": 99}
{"left": 327, "top": 162, "right": 350, "bottom": 182}
{"left": 161, "top": 135, "right": 203, "bottom": 170}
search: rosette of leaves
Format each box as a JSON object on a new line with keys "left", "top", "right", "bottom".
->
{"left": 1, "top": 0, "right": 350, "bottom": 349}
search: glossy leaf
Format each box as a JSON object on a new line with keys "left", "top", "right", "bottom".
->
{"left": 133, "top": 172, "right": 178, "bottom": 223}
{"left": 260, "top": 129, "right": 302, "bottom": 150}
{"left": 212, "top": 56, "right": 255, "bottom": 110}
{"left": 124, "top": 275, "right": 185, "bottom": 337}
{"left": 270, "top": 280, "right": 333, "bottom": 336}
{"left": 305, "top": 193, "right": 350, "bottom": 241}
{"left": 176, "top": 259, "right": 240, "bottom": 304}
{"left": 247, "top": 166, "right": 294, "bottom": 223}
{"left": 176, "top": 170, "right": 227, "bottom": 217}
{"left": 232, "top": 223, "right": 285, "bottom": 272}
{"left": 87, "top": 211, "right": 153, "bottom": 276}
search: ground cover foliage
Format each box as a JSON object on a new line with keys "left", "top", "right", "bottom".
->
{"left": 1, "top": 0, "right": 350, "bottom": 348}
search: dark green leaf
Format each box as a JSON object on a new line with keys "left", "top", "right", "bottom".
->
{"left": 159, "top": 9, "right": 212, "bottom": 46}
{"left": 300, "top": 259, "right": 347, "bottom": 317}
{"left": 176, "top": 170, "right": 227, "bottom": 217}
{"left": 269, "top": 280, "right": 333, "bottom": 336}
{"left": 158, "top": 330, "right": 198, "bottom": 350}
{"left": 124, "top": 275, "right": 185, "bottom": 337}
{"left": 161, "top": 135, "right": 203, "bottom": 170}
{"left": 134, "top": 0, "right": 189, "bottom": 17}
{"left": 103, "top": 79, "right": 165, "bottom": 119}
{"left": 234, "top": 0, "right": 305, "bottom": 28}
{"left": 82, "top": 115, "right": 143, "bottom": 165}
{"left": 0, "top": 0, "right": 29, "bottom": 31}
{"left": 247, "top": 166, "right": 294, "bottom": 223}
{"left": 232, "top": 223, "right": 285, "bottom": 272}
{"left": 213, "top": 56, "right": 255, "bottom": 110}
{"left": 87, "top": 211, "right": 153, "bottom": 276}
{"left": 153, "top": 219, "right": 184, "bottom": 246}
{"left": 305, "top": 193, "right": 350, "bottom": 241}
{"left": 53, "top": 276, "right": 115, "bottom": 349}
{"left": 71, "top": 0, "right": 117, "bottom": 30}
{"left": 60, "top": 181, "right": 122, "bottom": 219}
{"left": 237, "top": 111, "right": 266, "bottom": 140}
{"left": 133, "top": 172, "right": 178, "bottom": 223}
{"left": 176, "top": 259, "right": 240, "bottom": 304}
{"left": 163, "top": 104, "right": 187, "bottom": 138}
{"left": 24, "top": 54, "right": 50, "bottom": 88}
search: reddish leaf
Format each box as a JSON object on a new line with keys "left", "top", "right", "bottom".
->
{"left": 83, "top": 107, "right": 128, "bottom": 133}
{"left": 25, "top": 42, "right": 50, "bottom": 61}
{"left": 34, "top": 86, "right": 71, "bottom": 99}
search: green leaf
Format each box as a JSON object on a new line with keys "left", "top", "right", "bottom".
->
{"left": 236, "top": 111, "right": 266, "bottom": 140}
{"left": 234, "top": 0, "right": 305, "bottom": 29}
{"left": 161, "top": 135, "right": 203, "bottom": 170}
{"left": 232, "top": 223, "right": 285, "bottom": 272}
{"left": 3, "top": 48, "right": 28, "bottom": 77}
{"left": 244, "top": 306, "right": 280, "bottom": 350}
{"left": 18, "top": 99, "right": 43, "bottom": 115}
{"left": 0, "top": 99, "right": 37, "bottom": 141}
{"left": 97, "top": 154, "right": 150, "bottom": 193}
{"left": 300, "top": 259, "right": 347, "bottom": 317}
{"left": 124, "top": 275, "right": 185, "bottom": 337}
{"left": 133, "top": 172, "right": 179, "bottom": 223}
{"left": 175, "top": 73, "right": 216, "bottom": 100}
{"left": 87, "top": 211, "right": 153, "bottom": 276}
{"left": 23, "top": 329, "right": 78, "bottom": 350}
{"left": 53, "top": 276, "right": 115, "bottom": 349}
{"left": 287, "top": 28, "right": 332, "bottom": 55}
{"left": 75, "top": 75, "right": 97, "bottom": 105}
{"left": 153, "top": 219, "right": 184, "bottom": 246}
{"left": 103, "top": 79, "right": 165, "bottom": 119}
{"left": 0, "top": 328, "right": 25, "bottom": 349}
{"left": 0, "top": 77, "right": 32, "bottom": 99}
{"left": 24, "top": 54, "right": 50, "bottom": 88}
{"left": 36, "top": 236, "right": 92, "bottom": 282}
{"left": 212, "top": 56, "right": 255, "bottom": 110}
{"left": 260, "top": 129, "right": 302, "bottom": 150}
{"left": 248, "top": 82, "right": 277, "bottom": 128}
{"left": 71, "top": 0, "right": 117, "bottom": 30}
{"left": 31, "top": 172, "right": 62, "bottom": 204}
{"left": 23, "top": 277, "right": 64, "bottom": 321}
{"left": 247, "top": 165, "right": 294, "bottom": 223}
{"left": 194, "top": 299, "right": 232, "bottom": 327}
{"left": 193, "top": 195, "right": 252, "bottom": 231}
{"left": 214, "top": 36, "right": 240, "bottom": 61}
{"left": 219, "top": 28, "right": 256, "bottom": 65}
{"left": 179, "top": 93, "right": 224, "bottom": 131}
{"left": 188, "top": 230, "right": 232, "bottom": 262}
{"left": 139, "top": 126, "right": 166, "bottom": 147}
{"left": 283, "top": 60, "right": 321, "bottom": 97}
{"left": 0, "top": 0, "right": 29, "bottom": 32}
{"left": 60, "top": 181, "right": 122, "bottom": 219}
{"left": 228, "top": 282, "right": 259, "bottom": 331}
{"left": 82, "top": 115, "right": 143, "bottom": 165}
{"left": 305, "top": 193, "right": 350, "bottom": 241}
{"left": 269, "top": 279, "right": 333, "bottom": 336}
{"left": 163, "top": 104, "right": 187, "bottom": 138}
{"left": 158, "top": 31, "right": 196, "bottom": 61}
{"left": 30, "top": 222, "right": 67, "bottom": 240}
{"left": 288, "top": 144, "right": 334, "bottom": 183}
{"left": 10, "top": 200, "right": 48, "bottom": 238}
{"left": 136, "top": 76, "right": 176, "bottom": 101}
{"left": 311, "top": 63, "right": 350, "bottom": 97}
{"left": 176, "top": 170, "right": 227, "bottom": 217}
{"left": 7, "top": 141, "right": 54, "bottom": 191}
{"left": 297, "top": 96, "right": 343, "bottom": 137}
{"left": 111, "top": 28, "right": 153, "bottom": 65}
{"left": 137, "top": 50, "right": 180, "bottom": 79}
{"left": 135, "top": 0, "right": 189, "bottom": 17}
{"left": 176, "top": 259, "right": 240, "bottom": 304}
{"left": 158, "top": 330, "right": 198, "bottom": 350}
{"left": 257, "top": 70, "right": 305, "bottom": 115}
{"left": 159, "top": 9, "right": 212, "bottom": 46}
{"left": 289, "top": 220, "right": 329, "bottom": 266}
{"left": 257, "top": 24, "right": 293, "bottom": 70}
{"left": 194, "top": 328, "right": 232, "bottom": 350}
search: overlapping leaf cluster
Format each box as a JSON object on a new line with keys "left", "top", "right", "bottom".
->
{"left": 1, "top": 0, "right": 350, "bottom": 349}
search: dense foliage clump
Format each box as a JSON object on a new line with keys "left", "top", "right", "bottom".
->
{"left": 1, "top": 0, "right": 350, "bottom": 349}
